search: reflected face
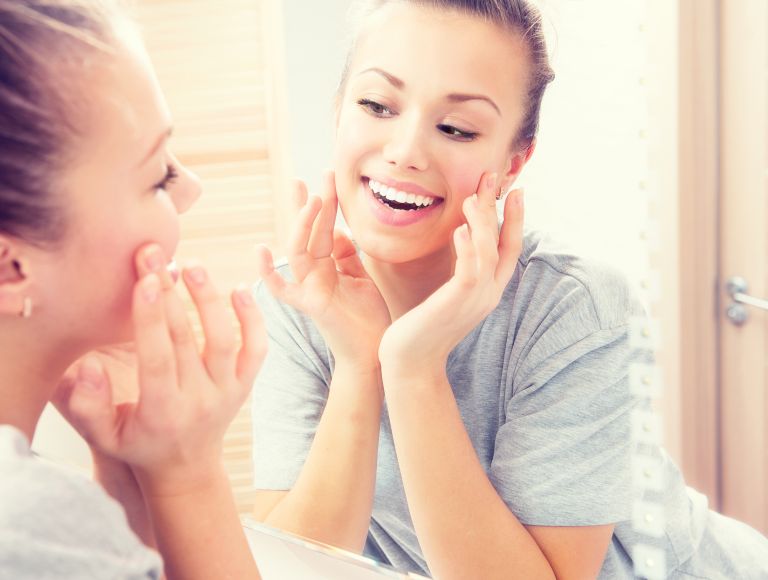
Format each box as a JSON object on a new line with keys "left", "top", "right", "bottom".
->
{"left": 37, "top": 35, "right": 201, "bottom": 347}
{"left": 333, "top": 3, "right": 530, "bottom": 264}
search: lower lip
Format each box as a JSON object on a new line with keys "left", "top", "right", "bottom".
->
{"left": 363, "top": 180, "right": 442, "bottom": 227}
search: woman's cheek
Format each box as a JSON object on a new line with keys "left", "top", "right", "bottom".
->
{"left": 448, "top": 163, "right": 485, "bottom": 203}
{"left": 333, "top": 118, "right": 374, "bottom": 206}
{"left": 334, "top": 116, "right": 370, "bottom": 169}
{"left": 154, "top": 194, "right": 182, "bottom": 260}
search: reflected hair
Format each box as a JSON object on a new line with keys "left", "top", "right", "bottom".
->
{"left": 339, "top": 0, "right": 555, "bottom": 151}
{"left": 0, "top": 0, "right": 128, "bottom": 245}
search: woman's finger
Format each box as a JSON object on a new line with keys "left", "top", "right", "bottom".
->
{"left": 291, "top": 179, "right": 309, "bottom": 214}
{"left": 255, "top": 244, "right": 306, "bottom": 310}
{"left": 476, "top": 172, "right": 502, "bottom": 243}
{"left": 307, "top": 170, "right": 338, "bottom": 259}
{"left": 132, "top": 273, "right": 178, "bottom": 416}
{"left": 332, "top": 230, "right": 368, "bottom": 279}
{"left": 135, "top": 243, "right": 176, "bottom": 291}
{"left": 495, "top": 188, "right": 525, "bottom": 284}
{"left": 65, "top": 356, "right": 120, "bottom": 452}
{"left": 183, "top": 264, "right": 237, "bottom": 386}
{"left": 462, "top": 193, "right": 498, "bottom": 276}
{"left": 231, "top": 285, "right": 268, "bottom": 389}
{"left": 477, "top": 172, "right": 498, "bottom": 211}
{"left": 287, "top": 195, "right": 323, "bottom": 282}
{"left": 50, "top": 366, "right": 78, "bottom": 423}
{"left": 288, "top": 194, "right": 323, "bottom": 255}
{"left": 136, "top": 245, "right": 205, "bottom": 388}
{"left": 452, "top": 223, "right": 478, "bottom": 286}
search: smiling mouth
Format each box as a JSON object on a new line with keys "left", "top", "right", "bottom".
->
{"left": 367, "top": 178, "right": 441, "bottom": 211}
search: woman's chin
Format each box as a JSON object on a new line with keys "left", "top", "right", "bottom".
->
{"left": 356, "top": 235, "right": 443, "bottom": 266}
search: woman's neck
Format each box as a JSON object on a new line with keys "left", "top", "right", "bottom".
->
{"left": 0, "top": 323, "right": 75, "bottom": 441}
{"left": 363, "top": 245, "right": 455, "bottom": 320}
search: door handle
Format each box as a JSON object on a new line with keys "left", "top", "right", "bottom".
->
{"left": 725, "top": 276, "right": 768, "bottom": 325}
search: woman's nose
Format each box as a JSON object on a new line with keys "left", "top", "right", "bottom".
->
{"left": 382, "top": 117, "right": 429, "bottom": 171}
{"left": 171, "top": 164, "right": 202, "bottom": 214}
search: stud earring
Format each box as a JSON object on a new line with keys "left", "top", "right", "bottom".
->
{"left": 19, "top": 297, "right": 32, "bottom": 319}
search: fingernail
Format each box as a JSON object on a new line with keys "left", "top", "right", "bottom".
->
{"left": 235, "top": 284, "right": 254, "bottom": 307}
{"left": 253, "top": 246, "right": 274, "bottom": 272}
{"left": 472, "top": 193, "right": 479, "bottom": 207}
{"left": 77, "top": 356, "right": 104, "bottom": 390}
{"left": 186, "top": 266, "right": 207, "bottom": 286}
{"left": 486, "top": 173, "right": 498, "bottom": 190}
{"left": 143, "top": 245, "right": 164, "bottom": 273}
{"left": 142, "top": 273, "right": 160, "bottom": 303}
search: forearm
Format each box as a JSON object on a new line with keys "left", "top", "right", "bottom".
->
{"left": 263, "top": 362, "right": 383, "bottom": 552}
{"left": 382, "top": 365, "right": 555, "bottom": 580}
{"left": 141, "top": 463, "right": 259, "bottom": 580}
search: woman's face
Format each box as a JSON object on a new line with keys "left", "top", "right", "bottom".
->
{"left": 34, "top": 35, "right": 200, "bottom": 348}
{"left": 334, "top": 3, "right": 531, "bottom": 264}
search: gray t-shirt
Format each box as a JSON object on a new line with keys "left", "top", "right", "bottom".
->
{"left": 252, "top": 230, "right": 768, "bottom": 579}
{"left": 0, "top": 425, "right": 162, "bottom": 579}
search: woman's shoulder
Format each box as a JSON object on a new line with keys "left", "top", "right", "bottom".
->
{"left": 0, "top": 425, "right": 162, "bottom": 577}
{"left": 512, "top": 230, "right": 646, "bottom": 331}
{"left": 1, "top": 426, "right": 99, "bottom": 511}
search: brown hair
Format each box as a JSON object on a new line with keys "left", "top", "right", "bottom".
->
{"left": 340, "top": 0, "right": 555, "bottom": 151}
{"left": 0, "top": 0, "right": 126, "bottom": 245}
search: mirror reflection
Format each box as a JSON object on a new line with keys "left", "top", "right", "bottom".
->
{"left": 20, "top": 1, "right": 768, "bottom": 579}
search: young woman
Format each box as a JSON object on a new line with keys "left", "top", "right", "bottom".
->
{"left": 252, "top": 1, "right": 768, "bottom": 579}
{"left": 0, "top": 1, "right": 264, "bottom": 578}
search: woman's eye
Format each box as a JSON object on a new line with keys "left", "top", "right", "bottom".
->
{"left": 154, "top": 164, "right": 179, "bottom": 193}
{"left": 437, "top": 124, "right": 478, "bottom": 142}
{"left": 358, "top": 98, "right": 395, "bottom": 117}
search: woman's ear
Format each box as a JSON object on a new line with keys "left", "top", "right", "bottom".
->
{"left": 0, "top": 237, "right": 33, "bottom": 317}
{"left": 500, "top": 138, "right": 536, "bottom": 194}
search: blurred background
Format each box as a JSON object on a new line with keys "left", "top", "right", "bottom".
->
{"left": 32, "top": 0, "right": 767, "bottom": 537}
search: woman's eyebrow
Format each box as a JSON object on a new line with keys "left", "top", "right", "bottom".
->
{"left": 446, "top": 93, "right": 501, "bottom": 117}
{"left": 356, "top": 67, "right": 404, "bottom": 89}
{"left": 355, "top": 67, "right": 501, "bottom": 116}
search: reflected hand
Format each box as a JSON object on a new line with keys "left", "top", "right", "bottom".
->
{"left": 379, "top": 173, "right": 524, "bottom": 372}
{"left": 255, "top": 171, "right": 390, "bottom": 368}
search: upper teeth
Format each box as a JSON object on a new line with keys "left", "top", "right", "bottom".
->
{"left": 368, "top": 179, "right": 436, "bottom": 208}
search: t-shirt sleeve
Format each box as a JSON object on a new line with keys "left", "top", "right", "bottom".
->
{"left": 489, "top": 261, "right": 644, "bottom": 526}
{"left": 251, "top": 269, "right": 333, "bottom": 490}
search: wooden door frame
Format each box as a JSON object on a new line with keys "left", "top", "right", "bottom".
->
{"left": 676, "top": 0, "right": 721, "bottom": 508}
{"left": 677, "top": 0, "right": 768, "bottom": 531}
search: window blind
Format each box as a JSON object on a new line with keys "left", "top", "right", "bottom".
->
{"left": 132, "top": 0, "right": 281, "bottom": 514}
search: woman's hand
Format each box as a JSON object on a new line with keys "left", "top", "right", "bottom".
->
{"left": 53, "top": 353, "right": 155, "bottom": 546}
{"left": 379, "top": 173, "right": 524, "bottom": 373}
{"left": 255, "top": 171, "right": 390, "bottom": 369}
{"left": 52, "top": 243, "right": 267, "bottom": 496}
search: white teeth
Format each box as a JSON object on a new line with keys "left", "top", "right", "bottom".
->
{"left": 367, "top": 179, "right": 437, "bottom": 208}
